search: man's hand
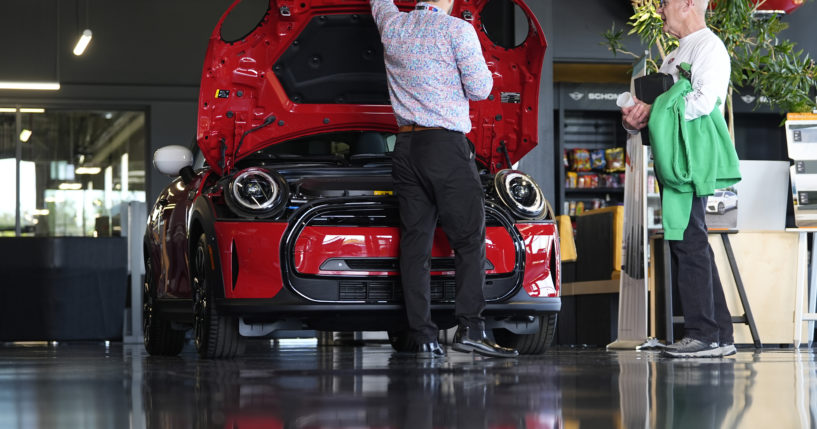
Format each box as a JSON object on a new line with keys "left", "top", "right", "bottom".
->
{"left": 621, "top": 95, "right": 651, "bottom": 131}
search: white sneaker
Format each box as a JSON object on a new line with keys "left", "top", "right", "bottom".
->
{"left": 719, "top": 343, "right": 737, "bottom": 357}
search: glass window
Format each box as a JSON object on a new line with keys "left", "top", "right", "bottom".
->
{"left": 0, "top": 108, "right": 146, "bottom": 237}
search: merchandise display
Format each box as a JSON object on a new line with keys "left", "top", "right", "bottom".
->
{"left": 563, "top": 146, "right": 626, "bottom": 216}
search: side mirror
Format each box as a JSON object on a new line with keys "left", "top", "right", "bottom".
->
{"left": 154, "top": 145, "right": 194, "bottom": 176}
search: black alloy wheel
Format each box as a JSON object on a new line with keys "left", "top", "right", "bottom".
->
{"left": 192, "top": 233, "right": 241, "bottom": 358}
{"left": 143, "top": 256, "right": 186, "bottom": 356}
{"left": 718, "top": 202, "right": 725, "bottom": 215}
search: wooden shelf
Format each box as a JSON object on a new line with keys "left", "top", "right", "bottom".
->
{"left": 562, "top": 279, "right": 620, "bottom": 296}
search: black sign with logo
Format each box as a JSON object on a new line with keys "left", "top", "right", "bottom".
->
{"left": 558, "top": 83, "right": 629, "bottom": 112}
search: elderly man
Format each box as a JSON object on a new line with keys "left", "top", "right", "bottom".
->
{"left": 369, "top": 0, "right": 518, "bottom": 358}
{"left": 622, "top": 0, "right": 739, "bottom": 358}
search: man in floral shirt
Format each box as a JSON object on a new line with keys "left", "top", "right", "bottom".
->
{"left": 370, "top": 0, "right": 518, "bottom": 359}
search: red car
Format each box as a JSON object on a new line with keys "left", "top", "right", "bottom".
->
{"left": 144, "top": 0, "right": 560, "bottom": 358}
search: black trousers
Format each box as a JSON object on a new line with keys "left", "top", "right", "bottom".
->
{"left": 391, "top": 129, "right": 486, "bottom": 343}
{"left": 669, "top": 196, "right": 733, "bottom": 345}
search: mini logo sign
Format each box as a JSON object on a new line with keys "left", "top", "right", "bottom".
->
{"left": 588, "top": 92, "right": 618, "bottom": 101}
{"left": 568, "top": 91, "right": 618, "bottom": 102}
{"left": 741, "top": 95, "right": 756, "bottom": 104}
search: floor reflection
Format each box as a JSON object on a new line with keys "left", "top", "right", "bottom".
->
{"left": 2, "top": 341, "right": 817, "bottom": 428}
{"left": 137, "top": 341, "right": 562, "bottom": 429}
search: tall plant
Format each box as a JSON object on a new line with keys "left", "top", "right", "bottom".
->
{"left": 602, "top": 0, "right": 817, "bottom": 136}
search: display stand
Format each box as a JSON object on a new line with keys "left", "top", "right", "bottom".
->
{"left": 791, "top": 227, "right": 817, "bottom": 348}
{"left": 653, "top": 231, "right": 761, "bottom": 348}
{"left": 785, "top": 113, "right": 817, "bottom": 347}
{"left": 122, "top": 201, "right": 147, "bottom": 344}
{"left": 608, "top": 57, "right": 650, "bottom": 350}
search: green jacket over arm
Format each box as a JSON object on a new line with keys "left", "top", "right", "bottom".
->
{"left": 647, "top": 63, "right": 741, "bottom": 240}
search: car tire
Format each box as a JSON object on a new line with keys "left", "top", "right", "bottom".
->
{"left": 143, "top": 257, "right": 186, "bottom": 356}
{"left": 718, "top": 202, "right": 725, "bottom": 215}
{"left": 192, "top": 233, "right": 241, "bottom": 359}
{"left": 388, "top": 330, "right": 418, "bottom": 353}
{"left": 493, "top": 313, "right": 557, "bottom": 355}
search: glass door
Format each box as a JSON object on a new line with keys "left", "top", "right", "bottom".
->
{"left": 0, "top": 107, "right": 146, "bottom": 237}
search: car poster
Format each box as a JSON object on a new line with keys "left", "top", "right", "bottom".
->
{"left": 705, "top": 187, "right": 739, "bottom": 230}
{"left": 785, "top": 113, "right": 817, "bottom": 227}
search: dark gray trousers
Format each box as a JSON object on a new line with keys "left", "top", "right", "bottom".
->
{"left": 669, "top": 196, "right": 734, "bottom": 345}
{"left": 391, "top": 129, "right": 486, "bottom": 343}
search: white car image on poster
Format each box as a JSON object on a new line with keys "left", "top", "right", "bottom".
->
{"left": 706, "top": 189, "right": 738, "bottom": 215}
{"left": 705, "top": 188, "right": 738, "bottom": 229}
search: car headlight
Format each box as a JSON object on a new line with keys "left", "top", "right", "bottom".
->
{"left": 494, "top": 169, "right": 547, "bottom": 219}
{"left": 224, "top": 168, "right": 288, "bottom": 218}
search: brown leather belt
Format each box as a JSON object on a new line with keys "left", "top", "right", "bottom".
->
{"left": 397, "top": 124, "right": 445, "bottom": 133}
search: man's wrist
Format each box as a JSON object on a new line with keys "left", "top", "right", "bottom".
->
{"left": 621, "top": 119, "right": 640, "bottom": 135}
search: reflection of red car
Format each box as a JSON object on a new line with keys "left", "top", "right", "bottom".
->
{"left": 143, "top": 0, "right": 560, "bottom": 358}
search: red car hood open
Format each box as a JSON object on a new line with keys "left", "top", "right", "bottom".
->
{"left": 196, "top": 0, "right": 546, "bottom": 175}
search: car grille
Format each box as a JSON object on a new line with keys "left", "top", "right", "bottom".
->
{"left": 325, "top": 257, "right": 473, "bottom": 272}
{"left": 287, "top": 201, "right": 519, "bottom": 303}
{"left": 338, "top": 279, "right": 457, "bottom": 302}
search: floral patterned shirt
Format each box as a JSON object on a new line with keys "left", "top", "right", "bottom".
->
{"left": 370, "top": 0, "right": 493, "bottom": 133}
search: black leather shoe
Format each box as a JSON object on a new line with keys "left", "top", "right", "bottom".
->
{"left": 452, "top": 325, "right": 519, "bottom": 358}
{"left": 416, "top": 341, "right": 446, "bottom": 359}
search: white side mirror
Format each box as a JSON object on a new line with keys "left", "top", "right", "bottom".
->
{"left": 154, "top": 145, "right": 194, "bottom": 176}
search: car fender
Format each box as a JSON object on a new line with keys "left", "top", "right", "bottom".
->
{"left": 188, "top": 195, "right": 227, "bottom": 300}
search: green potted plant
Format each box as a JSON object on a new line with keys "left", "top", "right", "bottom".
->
{"left": 602, "top": 0, "right": 817, "bottom": 137}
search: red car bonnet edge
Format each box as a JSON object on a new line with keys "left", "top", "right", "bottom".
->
{"left": 196, "top": 0, "right": 546, "bottom": 175}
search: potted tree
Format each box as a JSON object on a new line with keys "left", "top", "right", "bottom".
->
{"left": 602, "top": 0, "right": 817, "bottom": 136}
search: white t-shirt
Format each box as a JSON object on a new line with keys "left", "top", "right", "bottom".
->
{"left": 660, "top": 27, "right": 731, "bottom": 121}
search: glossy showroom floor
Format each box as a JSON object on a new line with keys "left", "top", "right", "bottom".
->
{"left": 2, "top": 341, "right": 817, "bottom": 429}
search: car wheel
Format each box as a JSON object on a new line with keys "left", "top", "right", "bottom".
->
{"left": 718, "top": 202, "right": 725, "bottom": 215}
{"left": 493, "top": 313, "right": 557, "bottom": 355}
{"left": 143, "top": 256, "right": 186, "bottom": 356}
{"left": 388, "top": 330, "right": 418, "bottom": 353}
{"left": 192, "top": 233, "right": 241, "bottom": 359}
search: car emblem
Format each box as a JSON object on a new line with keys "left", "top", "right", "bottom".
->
{"left": 741, "top": 95, "right": 756, "bottom": 104}
{"left": 569, "top": 92, "right": 584, "bottom": 101}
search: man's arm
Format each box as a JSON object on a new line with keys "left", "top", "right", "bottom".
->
{"left": 452, "top": 22, "right": 492, "bottom": 101}
{"left": 369, "top": 0, "right": 400, "bottom": 33}
{"left": 684, "top": 40, "right": 730, "bottom": 120}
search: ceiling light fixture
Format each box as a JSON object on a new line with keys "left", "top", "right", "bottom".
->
{"left": 73, "top": 29, "right": 93, "bottom": 56}
{"left": 58, "top": 182, "right": 83, "bottom": 190}
{"left": 0, "top": 82, "right": 60, "bottom": 91}
{"left": 75, "top": 166, "right": 102, "bottom": 175}
{"left": 0, "top": 108, "right": 46, "bottom": 113}
{"left": 19, "top": 129, "right": 32, "bottom": 142}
